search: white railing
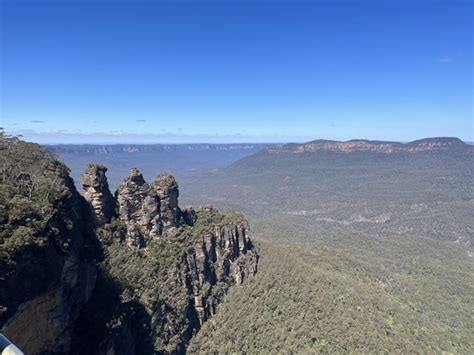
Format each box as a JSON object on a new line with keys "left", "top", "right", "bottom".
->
{"left": 0, "top": 334, "right": 24, "bottom": 355}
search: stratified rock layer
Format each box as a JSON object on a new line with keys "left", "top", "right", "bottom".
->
{"left": 114, "top": 168, "right": 199, "bottom": 246}
{"left": 86, "top": 171, "right": 258, "bottom": 354}
{"left": 187, "top": 207, "right": 258, "bottom": 325}
{"left": 269, "top": 137, "right": 471, "bottom": 154}
{"left": 81, "top": 164, "right": 115, "bottom": 224}
{"left": 1, "top": 138, "right": 258, "bottom": 355}
{"left": 115, "top": 168, "right": 161, "bottom": 247}
{"left": 0, "top": 137, "right": 98, "bottom": 354}
{"left": 154, "top": 173, "right": 180, "bottom": 234}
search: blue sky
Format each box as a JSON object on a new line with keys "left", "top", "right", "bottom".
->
{"left": 1, "top": 0, "right": 472, "bottom": 143}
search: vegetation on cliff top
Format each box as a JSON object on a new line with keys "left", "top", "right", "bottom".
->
{"left": 189, "top": 233, "right": 474, "bottom": 353}
{"left": 0, "top": 131, "right": 98, "bottom": 344}
{"left": 182, "top": 142, "right": 473, "bottom": 353}
{"left": 74, "top": 207, "right": 253, "bottom": 353}
{"left": 1, "top": 133, "right": 258, "bottom": 354}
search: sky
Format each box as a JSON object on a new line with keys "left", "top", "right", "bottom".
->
{"left": 0, "top": 0, "right": 472, "bottom": 144}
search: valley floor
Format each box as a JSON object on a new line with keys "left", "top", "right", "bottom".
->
{"left": 189, "top": 222, "right": 474, "bottom": 353}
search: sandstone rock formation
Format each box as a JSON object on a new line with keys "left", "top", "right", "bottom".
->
{"left": 182, "top": 206, "right": 198, "bottom": 226}
{"left": 80, "top": 164, "right": 115, "bottom": 224}
{"left": 186, "top": 207, "right": 258, "bottom": 325}
{"left": 88, "top": 172, "right": 258, "bottom": 353}
{"left": 113, "top": 168, "right": 201, "bottom": 247}
{"left": 1, "top": 136, "right": 258, "bottom": 354}
{"left": 154, "top": 173, "right": 180, "bottom": 233}
{"left": 0, "top": 137, "right": 98, "bottom": 354}
{"left": 269, "top": 137, "right": 471, "bottom": 154}
{"left": 115, "top": 168, "right": 161, "bottom": 247}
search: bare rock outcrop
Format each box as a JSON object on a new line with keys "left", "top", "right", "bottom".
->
{"left": 269, "top": 137, "right": 472, "bottom": 154}
{"left": 115, "top": 168, "right": 161, "bottom": 247}
{"left": 0, "top": 137, "right": 98, "bottom": 354}
{"left": 1, "top": 136, "right": 258, "bottom": 355}
{"left": 114, "top": 169, "right": 197, "bottom": 246}
{"left": 184, "top": 206, "right": 258, "bottom": 325}
{"left": 182, "top": 206, "right": 198, "bottom": 226}
{"left": 90, "top": 178, "right": 258, "bottom": 353}
{"left": 80, "top": 164, "right": 115, "bottom": 224}
{"left": 154, "top": 173, "right": 181, "bottom": 234}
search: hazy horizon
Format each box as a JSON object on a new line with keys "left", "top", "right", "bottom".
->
{"left": 9, "top": 131, "right": 474, "bottom": 146}
{"left": 1, "top": 0, "right": 472, "bottom": 144}
{"left": 1, "top": 1, "right": 473, "bottom": 352}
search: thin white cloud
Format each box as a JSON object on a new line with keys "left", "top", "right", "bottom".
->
{"left": 438, "top": 56, "right": 453, "bottom": 64}
{"left": 438, "top": 53, "right": 465, "bottom": 65}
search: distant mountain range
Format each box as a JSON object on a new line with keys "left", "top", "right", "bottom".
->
{"left": 47, "top": 138, "right": 471, "bottom": 157}
{"left": 268, "top": 137, "right": 472, "bottom": 154}
{"left": 3, "top": 136, "right": 473, "bottom": 353}
{"left": 46, "top": 143, "right": 267, "bottom": 189}
{"left": 0, "top": 135, "right": 258, "bottom": 354}
{"left": 181, "top": 136, "right": 473, "bottom": 353}
{"left": 180, "top": 136, "right": 474, "bottom": 245}
{"left": 47, "top": 138, "right": 472, "bottom": 191}
{"left": 47, "top": 143, "right": 267, "bottom": 155}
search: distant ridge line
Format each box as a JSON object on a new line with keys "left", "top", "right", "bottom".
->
{"left": 267, "top": 137, "right": 471, "bottom": 154}
{"left": 47, "top": 143, "right": 264, "bottom": 155}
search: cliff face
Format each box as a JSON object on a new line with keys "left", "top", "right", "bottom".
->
{"left": 77, "top": 168, "right": 258, "bottom": 354}
{"left": 269, "top": 137, "right": 471, "bottom": 154}
{"left": 186, "top": 207, "right": 258, "bottom": 326}
{"left": 47, "top": 143, "right": 263, "bottom": 155}
{"left": 0, "top": 136, "right": 98, "bottom": 354}
{"left": 0, "top": 134, "right": 258, "bottom": 354}
{"left": 154, "top": 173, "right": 181, "bottom": 233}
{"left": 115, "top": 168, "right": 162, "bottom": 247}
{"left": 81, "top": 164, "right": 115, "bottom": 224}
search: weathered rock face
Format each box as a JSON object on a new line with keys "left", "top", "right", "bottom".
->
{"left": 182, "top": 206, "right": 198, "bottom": 226}
{"left": 269, "top": 137, "right": 472, "bottom": 154}
{"left": 2, "top": 253, "right": 97, "bottom": 354}
{"left": 102, "top": 206, "right": 259, "bottom": 354}
{"left": 81, "top": 164, "right": 115, "bottom": 224}
{"left": 154, "top": 173, "right": 181, "bottom": 234}
{"left": 74, "top": 169, "right": 258, "bottom": 354}
{"left": 115, "top": 169, "right": 196, "bottom": 246}
{"left": 1, "top": 138, "right": 258, "bottom": 355}
{"left": 115, "top": 168, "right": 161, "bottom": 247}
{"left": 186, "top": 207, "right": 258, "bottom": 325}
{"left": 0, "top": 137, "right": 98, "bottom": 354}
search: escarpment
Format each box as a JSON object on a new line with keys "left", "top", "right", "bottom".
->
{"left": 115, "top": 168, "right": 162, "bottom": 247}
{"left": 0, "top": 136, "right": 98, "bottom": 354}
{"left": 81, "top": 164, "right": 115, "bottom": 224}
{"left": 77, "top": 167, "right": 258, "bottom": 354}
{"left": 269, "top": 137, "right": 472, "bottom": 154}
{"left": 112, "top": 169, "right": 186, "bottom": 247}
{"left": 186, "top": 206, "right": 257, "bottom": 326}
{"left": 154, "top": 173, "right": 181, "bottom": 233}
{"left": 0, "top": 134, "right": 258, "bottom": 354}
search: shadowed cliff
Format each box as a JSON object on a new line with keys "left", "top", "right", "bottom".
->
{"left": 0, "top": 133, "right": 258, "bottom": 354}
